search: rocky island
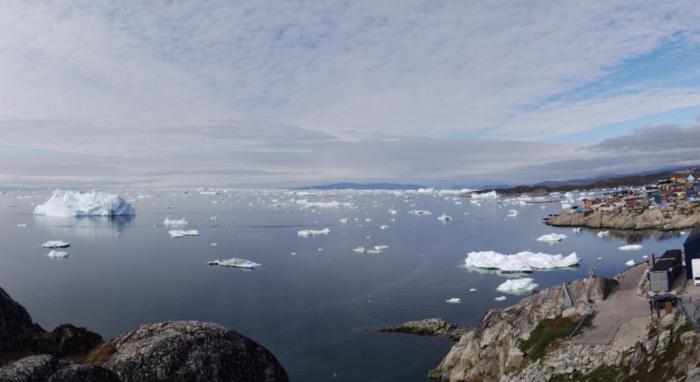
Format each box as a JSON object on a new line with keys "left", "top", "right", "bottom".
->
{"left": 0, "top": 286, "right": 288, "bottom": 382}
{"left": 546, "top": 203, "right": 700, "bottom": 231}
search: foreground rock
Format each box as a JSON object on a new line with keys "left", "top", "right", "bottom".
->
{"left": 380, "top": 318, "right": 467, "bottom": 340}
{"left": 430, "top": 274, "right": 617, "bottom": 381}
{"left": 547, "top": 205, "right": 700, "bottom": 230}
{"left": 103, "top": 321, "right": 289, "bottom": 382}
{"left": 0, "top": 285, "right": 289, "bottom": 382}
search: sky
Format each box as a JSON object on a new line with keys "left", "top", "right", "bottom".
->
{"left": 2, "top": 1, "right": 700, "bottom": 188}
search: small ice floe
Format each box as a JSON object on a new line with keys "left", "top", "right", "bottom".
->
{"left": 597, "top": 231, "right": 610, "bottom": 238}
{"left": 379, "top": 224, "right": 389, "bottom": 230}
{"left": 210, "top": 242, "right": 218, "bottom": 246}
{"left": 597, "top": 256, "right": 603, "bottom": 260}
{"left": 339, "top": 218, "right": 349, "bottom": 224}
{"left": 408, "top": 210, "right": 432, "bottom": 216}
{"left": 464, "top": 250, "right": 580, "bottom": 272}
{"left": 506, "top": 209, "right": 519, "bottom": 218}
{"left": 625, "top": 259, "right": 635, "bottom": 266}
{"left": 47, "top": 250, "right": 69, "bottom": 259}
{"left": 290, "top": 252, "right": 297, "bottom": 256}
{"left": 16, "top": 224, "right": 27, "bottom": 228}
{"left": 295, "top": 200, "right": 355, "bottom": 209}
{"left": 168, "top": 229, "right": 200, "bottom": 238}
{"left": 537, "top": 233, "right": 567, "bottom": 243}
{"left": 388, "top": 208, "right": 398, "bottom": 215}
{"left": 42, "top": 240, "right": 70, "bottom": 249}
{"left": 365, "top": 218, "right": 372, "bottom": 222}
{"left": 642, "top": 255, "right": 648, "bottom": 259}
{"left": 207, "top": 258, "right": 261, "bottom": 269}
{"left": 163, "top": 217, "right": 188, "bottom": 227}
{"left": 210, "top": 216, "right": 218, "bottom": 221}
{"left": 681, "top": 231, "right": 688, "bottom": 235}
{"left": 353, "top": 245, "right": 388, "bottom": 254}
{"left": 445, "top": 297, "right": 462, "bottom": 304}
{"left": 494, "top": 296, "right": 507, "bottom": 302}
{"left": 469, "top": 288, "right": 477, "bottom": 292}
{"left": 496, "top": 278, "right": 538, "bottom": 295}
{"left": 437, "top": 214, "right": 453, "bottom": 222}
{"left": 297, "top": 228, "right": 330, "bottom": 238}
{"left": 619, "top": 244, "right": 643, "bottom": 251}
{"left": 572, "top": 227, "right": 582, "bottom": 234}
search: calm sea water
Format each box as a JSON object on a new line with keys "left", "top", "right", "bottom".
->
{"left": 0, "top": 189, "right": 688, "bottom": 381}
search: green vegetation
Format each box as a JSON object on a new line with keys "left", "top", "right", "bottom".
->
{"left": 83, "top": 343, "right": 116, "bottom": 364}
{"left": 519, "top": 316, "right": 579, "bottom": 361}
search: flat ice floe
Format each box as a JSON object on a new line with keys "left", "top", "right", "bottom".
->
{"left": 619, "top": 244, "right": 643, "bottom": 251}
{"left": 445, "top": 297, "right": 461, "bottom": 304}
{"left": 168, "top": 229, "right": 200, "bottom": 238}
{"left": 506, "top": 209, "right": 519, "bottom": 218}
{"left": 464, "top": 250, "right": 580, "bottom": 272}
{"left": 34, "top": 190, "right": 135, "bottom": 217}
{"left": 537, "top": 233, "right": 567, "bottom": 243}
{"left": 42, "top": 240, "right": 70, "bottom": 248}
{"left": 163, "top": 217, "right": 188, "bottom": 227}
{"left": 353, "top": 245, "right": 388, "bottom": 254}
{"left": 572, "top": 227, "right": 582, "bottom": 234}
{"left": 597, "top": 231, "right": 610, "bottom": 238}
{"left": 297, "top": 228, "right": 330, "bottom": 237}
{"left": 408, "top": 210, "right": 432, "bottom": 216}
{"left": 16, "top": 224, "right": 27, "bottom": 228}
{"left": 207, "top": 258, "right": 261, "bottom": 269}
{"left": 495, "top": 296, "right": 507, "bottom": 301}
{"left": 295, "top": 199, "right": 355, "bottom": 209}
{"left": 437, "top": 214, "right": 452, "bottom": 222}
{"left": 47, "top": 250, "right": 69, "bottom": 259}
{"left": 496, "top": 278, "right": 538, "bottom": 295}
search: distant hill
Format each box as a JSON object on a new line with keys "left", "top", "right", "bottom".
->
{"left": 299, "top": 182, "right": 425, "bottom": 190}
{"left": 492, "top": 167, "right": 700, "bottom": 195}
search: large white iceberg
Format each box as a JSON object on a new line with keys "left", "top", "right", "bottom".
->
{"left": 464, "top": 250, "right": 580, "bottom": 272}
{"left": 496, "top": 278, "right": 538, "bottom": 295}
{"left": 207, "top": 258, "right": 261, "bottom": 269}
{"left": 34, "top": 190, "right": 135, "bottom": 217}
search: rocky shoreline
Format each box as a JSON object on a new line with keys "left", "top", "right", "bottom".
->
{"left": 546, "top": 205, "right": 700, "bottom": 231}
{"left": 0, "top": 286, "right": 289, "bottom": 382}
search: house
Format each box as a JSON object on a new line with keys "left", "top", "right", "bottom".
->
{"left": 649, "top": 249, "right": 683, "bottom": 292}
{"left": 684, "top": 226, "right": 700, "bottom": 281}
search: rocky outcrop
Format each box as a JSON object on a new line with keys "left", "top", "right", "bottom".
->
{"left": 380, "top": 318, "right": 467, "bottom": 340}
{"left": 102, "top": 321, "right": 289, "bottom": 382}
{"left": 0, "top": 285, "right": 289, "bottom": 382}
{"left": 546, "top": 205, "right": 700, "bottom": 230}
{"left": 429, "top": 274, "right": 616, "bottom": 381}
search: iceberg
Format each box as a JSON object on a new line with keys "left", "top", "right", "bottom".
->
{"left": 353, "top": 245, "right": 388, "bottom": 254}
{"left": 379, "top": 224, "right": 389, "bottom": 230}
{"left": 625, "top": 259, "right": 635, "bottom": 266}
{"left": 168, "top": 229, "right": 199, "bottom": 238}
{"left": 42, "top": 240, "right": 70, "bottom": 248}
{"left": 297, "top": 228, "right": 330, "bottom": 237}
{"left": 537, "top": 233, "right": 567, "bottom": 243}
{"left": 464, "top": 250, "right": 580, "bottom": 272}
{"left": 339, "top": 218, "right": 349, "bottom": 224}
{"left": 164, "top": 217, "right": 188, "bottom": 227}
{"left": 472, "top": 191, "right": 499, "bottom": 199}
{"left": 446, "top": 297, "right": 461, "bottom": 304}
{"left": 437, "top": 214, "right": 452, "bottom": 222}
{"left": 506, "top": 209, "right": 519, "bottom": 218}
{"left": 597, "top": 231, "right": 610, "bottom": 238}
{"left": 496, "top": 278, "right": 538, "bottom": 295}
{"left": 408, "top": 210, "right": 432, "bottom": 216}
{"left": 295, "top": 199, "right": 355, "bottom": 209}
{"left": 207, "top": 258, "right": 261, "bottom": 269}
{"left": 495, "top": 296, "right": 507, "bottom": 301}
{"left": 47, "top": 250, "right": 69, "bottom": 258}
{"left": 34, "top": 190, "right": 135, "bottom": 217}
{"left": 572, "top": 227, "right": 582, "bottom": 234}
{"left": 469, "top": 288, "right": 477, "bottom": 292}
{"left": 619, "top": 244, "right": 643, "bottom": 251}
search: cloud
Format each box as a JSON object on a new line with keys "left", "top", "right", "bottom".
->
{"left": 592, "top": 125, "right": 700, "bottom": 152}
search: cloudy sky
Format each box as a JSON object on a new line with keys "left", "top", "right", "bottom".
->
{"left": 2, "top": 1, "right": 700, "bottom": 187}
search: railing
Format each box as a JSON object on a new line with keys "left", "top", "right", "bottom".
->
{"left": 562, "top": 282, "right": 574, "bottom": 307}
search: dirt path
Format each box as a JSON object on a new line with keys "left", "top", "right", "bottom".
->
{"left": 573, "top": 264, "right": 649, "bottom": 345}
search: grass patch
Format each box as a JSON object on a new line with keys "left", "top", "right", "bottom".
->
{"left": 82, "top": 342, "right": 116, "bottom": 364}
{"left": 519, "top": 316, "right": 579, "bottom": 361}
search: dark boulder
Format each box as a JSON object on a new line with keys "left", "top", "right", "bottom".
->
{"left": 0, "top": 354, "right": 64, "bottom": 382}
{"left": 103, "top": 321, "right": 289, "bottom": 382}
{"left": 42, "top": 324, "right": 104, "bottom": 358}
{"left": 47, "top": 364, "right": 120, "bottom": 382}
{"left": 0, "top": 287, "right": 44, "bottom": 358}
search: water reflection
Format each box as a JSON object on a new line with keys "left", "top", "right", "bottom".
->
{"left": 33, "top": 214, "right": 135, "bottom": 240}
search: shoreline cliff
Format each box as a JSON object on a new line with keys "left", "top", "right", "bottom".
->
{"left": 546, "top": 205, "right": 700, "bottom": 231}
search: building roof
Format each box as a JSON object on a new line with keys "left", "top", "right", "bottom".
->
{"left": 685, "top": 225, "right": 700, "bottom": 248}
{"left": 651, "top": 257, "right": 678, "bottom": 272}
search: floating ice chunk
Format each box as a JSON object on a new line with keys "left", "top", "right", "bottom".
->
{"left": 163, "top": 217, "right": 188, "bottom": 227}
{"left": 537, "top": 233, "right": 567, "bottom": 243}
{"left": 210, "top": 242, "right": 218, "bottom": 246}
{"left": 597, "top": 231, "right": 610, "bottom": 238}
{"left": 207, "top": 258, "right": 260, "bottom": 269}
{"left": 339, "top": 218, "right": 349, "bottom": 224}
{"left": 572, "top": 227, "right": 582, "bottom": 234}
{"left": 290, "top": 252, "right": 297, "bottom": 256}
{"left": 681, "top": 231, "right": 688, "bottom": 235}
{"left": 625, "top": 259, "right": 635, "bottom": 266}
{"left": 437, "top": 214, "right": 453, "bottom": 222}
{"left": 642, "top": 255, "right": 648, "bottom": 259}
{"left": 47, "top": 250, "right": 69, "bottom": 258}
{"left": 379, "top": 225, "right": 389, "bottom": 230}
{"left": 210, "top": 216, "right": 218, "bottom": 221}
{"left": 619, "top": 244, "right": 643, "bottom": 251}
{"left": 42, "top": 240, "right": 70, "bottom": 248}
{"left": 506, "top": 209, "right": 519, "bottom": 218}
{"left": 464, "top": 250, "right": 580, "bottom": 272}
{"left": 353, "top": 245, "right": 388, "bottom": 254}
{"left": 469, "top": 288, "right": 477, "bottom": 292}
{"left": 597, "top": 257, "right": 603, "bottom": 260}
{"left": 388, "top": 208, "right": 398, "bottom": 215}
{"left": 296, "top": 199, "right": 355, "bottom": 209}
{"left": 408, "top": 210, "right": 432, "bottom": 216}
{"left": 446, "top": 297, "right": 461, "bottom": 304}
{"left": 495, "top": 296, "right": 507, "bottom": 301}
{"left": 16, "top": 224, "right": 27, "bottom": 228}
{"left": 297, "top": 228, "right": 330, "bottom": 237}
{"left": 365, "top": 218, "right": 372, "bottom": 222}
{"left": 561, "top": 203, "right": 572, "bottom": 210}
{"left": 169, "top": 229, "right": 200, "bottom": 238}
{"left": 496, "top": 278, "right": 538, "bottom": 295}
{"left": 34, "top": 190, "right": 135, "bottom": 217}
{"left": 472, "top": 191, "right": 499, "bottom": 199}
